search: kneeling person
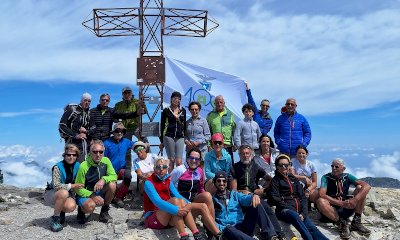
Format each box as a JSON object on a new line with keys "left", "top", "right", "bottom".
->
{"left": 75, "top": 140, "right": 117, "bottom": 224}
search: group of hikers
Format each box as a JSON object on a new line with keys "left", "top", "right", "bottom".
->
{"left": 44, "top": 85, "right": 372, "bottom": 240}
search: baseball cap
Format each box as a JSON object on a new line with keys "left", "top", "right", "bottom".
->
{"left": 211, "top": 133, "right": 224, "bottom": 142}
{"left": 122, "top": 86, "right": 132, "bottom": 93}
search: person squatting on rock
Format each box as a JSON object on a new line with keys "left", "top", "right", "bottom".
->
{"left": 316, "top": 158, "right": 371, "bottom": 239}
{"left": 212, "top": 171, "right": 278, "bottom": 240}
{"left": 44, "top": 144, "right": 83, "bottom": 232}
{"left": 159, "top": 91, "right": 187, "bottom": 172}
{"left": 75, "top": 140, "right": 117, "bottom": 224}
{"left": 170, "top": 147, "right": 223, "bottom": 239}
{"left": 142, "top": 157, "right": 208, "bottom": 240}
{"left": 104, "top": 122, "right": 134, "bottom": 208}
{"left": 230, "top": 145, "right": 286, "bottom": 240}
{"left": 59, "top": 92, "right": 91, "bottom": 163}
{"left": 269, "top": 154, "right": 329, "bottom": 240}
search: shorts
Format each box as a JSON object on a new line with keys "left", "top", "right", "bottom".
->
{"left": 43, "top": 189, "right": 74, "bottom": 207}
{"left": 163, "top": 136, "right": 184, "bottom": 160}
{"left": 76, "top": 190, "right": 105, "bottom": 207}
{"left": 144, "top": 212, "right": 169, "bottom": 229}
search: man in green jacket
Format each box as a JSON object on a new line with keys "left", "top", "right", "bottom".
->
{"left": 206, "top": 95, "right": 236, "bottom": 163}
{"left": 75, "top": 140, "right": 117, "bottom": 224}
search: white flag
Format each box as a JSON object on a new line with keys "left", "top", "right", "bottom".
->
{"left": 164, "top": 57, "right": 246, "bottom": 121}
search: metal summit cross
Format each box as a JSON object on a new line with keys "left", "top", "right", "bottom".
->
{"left": 82, "top": 0, "right": 218, "bottom": 139}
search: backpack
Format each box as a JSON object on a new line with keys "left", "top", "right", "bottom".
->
{"left": 59, "top": 104, "right": 81, "bottom": 140}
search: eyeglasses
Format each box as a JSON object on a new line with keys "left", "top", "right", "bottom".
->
{"left": 134, "top": 146, "right": 145, "bottom": 153}
{"left": 278, "top": 163, "right": 290, "bottom": 168}
{"left": 216, "top": 179, "right": 227, "bottom": 183}
{"left": 92, "top": 150, "right": 104, "bottom": 154}
{"left": 190, "top": 108, "right": 199, "bottom": 111}
{"left": 114, "top": 129, "right": 126, "bottom": 134}
{"left": 65, "top": 153, "right": 77, "bottom": 157}
{"left": 101, "top": 98, "right": 110, "bottom": 102}
{"left": 331, "top": 165, "right": 340, "bottom": 169}
{"left": 188, "top": 156, "right": 201, "bottom": 162}
{"left": 155, "top": 164, "right": 169, "bottom": 170}
{"left": 213, "top": 141, "right": 223, "bottom": 146}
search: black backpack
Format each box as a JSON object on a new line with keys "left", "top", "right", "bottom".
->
{"left": 59, "top": 104, "right": 81, "bottom": 139}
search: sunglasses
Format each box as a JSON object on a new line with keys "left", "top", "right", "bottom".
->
{"left": 188, "top": 156, "right": 201, "bottom": 162}
{"left": 134, "top": 146, "right": 145, "bottom": 153}
{"left": 216, "top": 179, "right": 227, "bottom": 183}
{"left": 155, "top": 164, "right": 169, "bottom": 170}
{"left": 331, "top": 165, "right": 340, "bottom": 169}
{"left": 65, "top": 153, "right": 77, "bottom": 157}
{"left": 114, "top": 129, "right": 126, "bottom": 134}
{"left": 101, "top": 98, "right": 110, "bottom": 102}
{"left": 92, "top": 150, "right": 104, "bottom": 154}
{"left": 278, "top": 163, "right": 290, "bottom": 168}
{"left": 213, "top": 141, "right": 223, "bottom": 146}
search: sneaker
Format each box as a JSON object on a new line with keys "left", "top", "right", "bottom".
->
{"left": 213, "top": 232, "right": 223, "bottom": 240}
{"left": 114, "top": 198, "right": 124, "bottom": 208}
{"left": 338, "top": 219, "right": 351, "bottom": 239}
{"left": 350, "top": 216, "right": 371, "bottom": 236}
{"left": 99, "top": 205, "right": 113, "bottom": 223}
{"left": 180, "top": 235, "right": 190, "bottom": 240}
{"left": 60, "top": 211, "right": 65, "bottom": 224}
{"left": 193, "top": 232, "right": 207, "bottom": 240}
{"left": 77, "top": 206, "right": 86, "bottom": 224}
{"left": 278, "top": 236, "right": 287, "bottom": 240}
{"left": 50, "top": 216, "right": 63, "bottom": 232}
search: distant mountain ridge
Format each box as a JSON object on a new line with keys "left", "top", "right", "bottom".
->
{"left": 360, "top": 177, "right": 400, "bottom": 189}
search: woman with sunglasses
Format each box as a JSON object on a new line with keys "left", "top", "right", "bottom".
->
{"left": 269, "top": 154, "right": 328, "bottom": 240}
{"left": 170, "top": 148, "right": 222, "bottom": 238}
{"left": 254, "top": 134, "right": 280, "bottom": 189}
{"left": 44, "top": 144, "right": 83, "bottom": 232}
{"left": 143, "top": 157, "right": 209, "bottom": 240}
{"left": 290, "top": 145, "right": 319, "bottom": 203}
{"left": 159, "top": 91, "right": 187, "bottom": 172}
{"left": 204, "top": 133, "right": 233, "bottom": 194}
{"left": 185, "top": 101, "right": 211, "bottom": 166}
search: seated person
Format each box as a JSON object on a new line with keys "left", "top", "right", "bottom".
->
{"left": 230, "top": 145, "right": 286, "bottom": 240}
{"left": 213, "top": 171, "right": 277, "bottom": 240}
{"left": 170, "top": 148, "right": 222, "bottom": 238}
{"left": 316, "top": 158, "right": 371, "bottom": 239}
{"left": 75, "top": 140, "right": 117, "bottom": 224}
{"left": 133, "top": 141, "right": 157, "bottom": 193}
{"left": 290, "top": 145, "right": 319, "bottom": 203}
{"left": 104, "top": 122, "right": 134, "bottom": 208}
{"left": 44, "top": 144, "right": 83, "bottom": 232}
{"left": 143, "top": 157, "right": 208, "bottom": 240}
{"left": 269, "top": 154, "right": 328, "bottom": 240}
{"left": 204, "top": 133, "right": 232, "bottom": 194}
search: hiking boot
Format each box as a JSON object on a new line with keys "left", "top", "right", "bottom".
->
{"left": 193, "top": 231, "right": 207, "bottom": 240}
{"left": 278, "top": 236, "right": 287, "bottom": 240}
{"left": 213, "top": 232, "right": 223, "bottom": 240}
{"left": 77, "top": 206, "right": 86, "bottom": 224}
{"left": 338, "top": 219, "right": 351, "bottom": 239}
{"left": 114, "top": 198, "right": 124, "bottom": 208}
{"left": 351, "top": 216, "right": 371, "bottom": 236}
{"left": 180, "top": 235, "right": 190, "bottom": 240}
{"left": 60, "top": 211, "right": 65, "bottom": 224}
{"left": 99, "top": 205, "right": 113, "bottom": 223}
{"left": 50, "top": 215, "right": 63, "bottom": 232}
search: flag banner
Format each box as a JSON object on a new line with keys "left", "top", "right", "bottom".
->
{"left": 165, "top": 57, "right": 246, "bottom": 121}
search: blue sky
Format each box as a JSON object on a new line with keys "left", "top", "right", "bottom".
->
{"left": 1, "top": 0, "right": 400, "bottom": 187}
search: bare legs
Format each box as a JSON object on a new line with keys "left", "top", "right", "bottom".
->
{"left": 53, "top": 189, "right": 76, "bottom": 214}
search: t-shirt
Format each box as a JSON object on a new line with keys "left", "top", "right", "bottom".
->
{"left": 291, "top": 158, "right": 316, "bottom": 178}
{"left": 231, "top": 160, "right": 266, "bottom": 192}
{"left": 133, "top": 154, "right": 157, "bottom": 174}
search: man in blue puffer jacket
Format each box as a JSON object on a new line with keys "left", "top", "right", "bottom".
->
{"left": 274, "top": 98, "right": 311, "bottom": 157}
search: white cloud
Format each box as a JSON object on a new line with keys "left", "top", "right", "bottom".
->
{"left": 0, "top": 1, "right": 400, "bottom": 116}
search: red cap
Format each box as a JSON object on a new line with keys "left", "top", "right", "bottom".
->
{"left": 211, "top": 133, "right": 224, "bottom": 142}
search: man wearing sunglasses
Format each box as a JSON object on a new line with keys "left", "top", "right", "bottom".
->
{"left": 143, "top": 157, "right": 208, "bottom": 240}
{"left": 103, "top": 122, "right": 135, "bottom": 208}
{"left": 75, "top": 140, "right": 117, "bottom": 224}
{"left": 317, "top": 158, "right": 371, "bottom": 239}
{"left": 212, "top": 171, "right": 278, "bottom": 240}
{"left": 89, "top": 93, "right": 140, "bottom": 142}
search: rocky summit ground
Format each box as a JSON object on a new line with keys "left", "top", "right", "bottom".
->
{"left": 0, "top": 184, "right": 399, "bottom": 240}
